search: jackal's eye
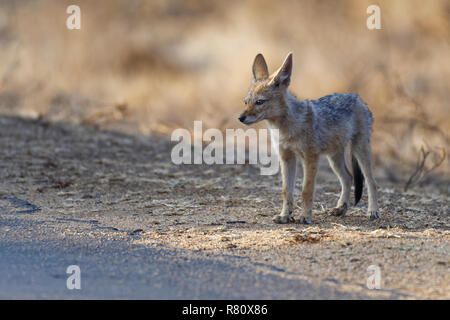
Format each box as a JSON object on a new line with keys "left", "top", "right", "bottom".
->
{"left": 255, "top": 99, "right": 265, "bottom": 105}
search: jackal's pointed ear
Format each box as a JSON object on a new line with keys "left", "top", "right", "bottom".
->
{"left": 252, "top": 53, "right": 269, "bottom": 81}
{"left": 271, "top": 52, "right": 293, "bottom": 87}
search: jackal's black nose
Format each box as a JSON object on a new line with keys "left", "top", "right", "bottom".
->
{"left": 238, "top": 115, "right": 246, "bottom": 123}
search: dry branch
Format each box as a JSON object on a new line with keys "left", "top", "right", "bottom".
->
{"left": 404, "top": 146, "right": 446, "bottom": 191}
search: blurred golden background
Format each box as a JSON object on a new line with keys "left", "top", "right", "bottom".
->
{"left": 0, "top": 0, "right": 449, "bottom": 186}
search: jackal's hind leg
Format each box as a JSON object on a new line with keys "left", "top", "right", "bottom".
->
{"left": 353, "top": 142, "right": 379, "bottom": 220}
{"left": 327, "top": 153, "right": 351, "bottom": 216}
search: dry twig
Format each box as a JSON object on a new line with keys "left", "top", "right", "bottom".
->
{"left": 404, "top": 146, "right": 446, "bottom": 191}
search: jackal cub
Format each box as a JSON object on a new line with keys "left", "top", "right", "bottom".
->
{"left": 239, "top": 53, "right": 379, "bottom": 224}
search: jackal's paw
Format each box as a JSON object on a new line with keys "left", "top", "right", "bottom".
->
{"left": 298, "top": 216, "right": 312, "bottom": 225}
{"left": 369, "top": 210, "right": 380, "bottom": 220}
{"left": 272, "top": 214, "right": 294, "bottom": 224}
{"left": 330, "top": 203, "right": 348, "bottom": 217}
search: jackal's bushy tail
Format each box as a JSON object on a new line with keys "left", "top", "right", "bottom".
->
{"left": 352, "top": 156, "right": 364, "bottom": 205}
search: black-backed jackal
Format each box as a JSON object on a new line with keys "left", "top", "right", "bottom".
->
{"left": 239, "top": 53, "right": 379, "bottom": 224}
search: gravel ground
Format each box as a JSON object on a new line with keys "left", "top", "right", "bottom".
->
{"left": 0, "top": 115, "right": 448, "bottom": 299}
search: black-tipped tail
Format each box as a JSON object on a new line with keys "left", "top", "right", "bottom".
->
{"left": 352, "top": 156, "right": 364, "bottom": 205}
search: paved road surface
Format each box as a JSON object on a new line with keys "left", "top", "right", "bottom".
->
{"left": 0, "top": 210, "right": 389, "bottom": 299}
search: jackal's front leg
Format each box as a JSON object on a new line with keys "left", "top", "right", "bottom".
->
{"left": 298, "top": 156, "right": 318, "bottom": 224}
{"left": 273, "top": 150, "right": 297, "bottom": 224}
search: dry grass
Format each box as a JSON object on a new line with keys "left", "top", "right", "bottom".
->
{"left": 0, "top": 1, "right": 449, "bottom": 180}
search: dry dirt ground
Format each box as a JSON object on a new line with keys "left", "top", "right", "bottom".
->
{"left": 0, "top": 115, "right": 448, "bottom": 299}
